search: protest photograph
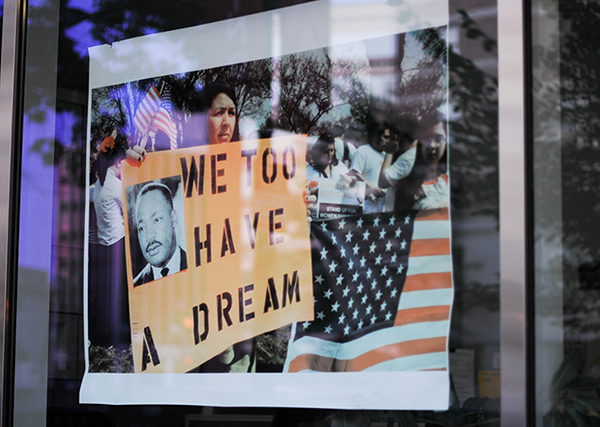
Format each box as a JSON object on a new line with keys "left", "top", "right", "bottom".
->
{"left": 83, "top": 17, "right": 452, "bottom": 408}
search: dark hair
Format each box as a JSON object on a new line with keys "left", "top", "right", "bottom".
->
{"left": 202, "top": 81, "right": 239, "bottom": 143}
{"left": 366, "top": 120, "right": 388, "bottom": 147}
{"left": 393, "top": 114, "right": 447, "bottom": 212}
{"left": 202, "top": 81, "right": 237, "bottom": 111}
{"left": 95, "top": 136, "right": 126, "bottom": 186}
{"left": 136, "top": 182, "right": 174, "bottom": 215}
{"left": 308, "top": 133, "right": 338, "bottom": 173}
{"left": 331, "top": 124, "right": 345, "bottom": 139}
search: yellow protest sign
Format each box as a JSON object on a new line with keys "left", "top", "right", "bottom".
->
{"left": 121, "top": 135, "right": 313, "bottom": 373}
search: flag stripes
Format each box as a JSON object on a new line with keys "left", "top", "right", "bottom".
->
{"left": 133, "top": 85, "right": 161, "bottom": 136}
{"left": 284, "top": 207, "right": 453, "bottom": 373}
{"left": 151, "top": 106, "right": 178, "bottom": 149}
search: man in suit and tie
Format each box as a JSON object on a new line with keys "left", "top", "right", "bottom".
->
{"left": 133, "top": 182, "right": 187, "bottom": 286}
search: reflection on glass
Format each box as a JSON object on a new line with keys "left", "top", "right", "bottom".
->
{"left": 13, "top": 0, "right": 499, "bottom": 424}
{"left": 533, "top": 0, "right": 600, "bottom": 426}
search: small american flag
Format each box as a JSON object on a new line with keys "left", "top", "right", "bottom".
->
{"left": 284, "top": 208, "right": 453, "bottom": 372}
{"left": 133, "top": 85, "right": 161, "bottom": 137}
{"left": 150, "top": 88, "right": 178, "bottom": 150}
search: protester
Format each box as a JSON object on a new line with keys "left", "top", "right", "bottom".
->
{"left": 89, "top": 131, "right": 131, "bottom": 350}
{"left": 378, "top": 120, "right": 418, "bottom": 212}
{"left": 348, "top": 122, "right": 389, "bottom": 213}
{"left": 306, "top": 133, "right": 349, "bottom": 181}
{"left": 393, "top": 113, "right": 449, "bottom": 212}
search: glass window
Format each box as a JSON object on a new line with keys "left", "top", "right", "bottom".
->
{"left": 533, "top": 0, "right": 600, "bottom": 426}
{"left": 10, "top": 0, "right": 500, "bottom": 425}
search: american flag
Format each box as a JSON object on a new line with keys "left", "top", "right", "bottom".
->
{"left": 150, "top": 88, "right": 178, "bottom": 150}
{"left": 284, "top": 208, "right": 453, "bottom": 372}
{"left": 133, "top": 85, "right": 162, "bottom": 137}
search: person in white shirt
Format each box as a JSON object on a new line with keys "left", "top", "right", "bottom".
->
{"left": 89, "top": 132, "right": 130, "bottom": 349}
{"left": 378, "top": 120, "right": 418, "bottom": 212}
{"left": 349, "top": 123, "right": 390, "bottom": 213}
{"left": 332, "top": 124, "right": 356, "bottom": 168}
{"left": 306, "top": 133, "right": 349, "bottom": 181}
{"left": 393, "top": 113, "right": 449, "bottom": 212}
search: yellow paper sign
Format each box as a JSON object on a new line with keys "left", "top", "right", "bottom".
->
{"left": 121, "top": 135, "right": 313, "bottom": 373}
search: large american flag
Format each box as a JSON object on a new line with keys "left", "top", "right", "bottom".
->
{"left": 133, "top": 85, "right": 161, "bottom": 136}
{"left": 284, "top": 208, "right": 453, "bottom": 372}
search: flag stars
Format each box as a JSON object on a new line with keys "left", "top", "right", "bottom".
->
{"left": 321, "top": 222, "right": 328, "bottom": 231}
{"left": 302, "top": 321, "right": 311, "bottom": 330}
{"left": 375, "top": 254, "right": 383, "bottom": 265}
{"left": 331, "top": 301, "right": 340, "bottom": 312}
{"left": 395, "top": 228, "right": 402, "bottom": 238}
{"left": 325, "top": 325, "right": 332, "bottom": 334}
{"left": 348, "top": 297, "right": 354, "bottom": 308}
{"left": 357, "top": 283, "right": 364, "bottom": 294}
{"left": 381, "top": 265, "right": 389, "bottom": 276}
{"left": 400, "top": 240, "right": 407, "bottom": 250}
{"left": 390, "top": 253, "right": 398, "bottom": 263}
{"left": 366, "top": 304, "right": 373, "bottom": 315}
{"left": 385, "top": 312, "right": 392, "bottom": 321}
{"left": 338, "top": 219, "right": 347, "bottom": 230}
{"left": 375, "top": 290, "right": 382, "bottom": 300}
{"left": 352, "top": 244, "right": 360, "bottom": 255}
{"left": 366, "top": 268, "right": 373, "bottom": 279}
{"left": 336, "top": 274, "right": 344, "bottom": 286}
{"left": 352, "top": 272, "right": 360, "bottom": 282}
{"left": 340, "top": 247, "right": 347, "bottom": 258}
{"left": 329, "top": 260, "right": 338, "bottom": 273}
{"left": 404, "top": 215, "right": 411, "bottom": 225}
{"left": 360, "top": 257, "right": 367, "bottom": 268}
{"left": 385, "top": 241, "right": 393, "bottom": 251}
{"left": 370, "top": 314, "right": 377, "bottom": 325}
{"left": 379, "top": 229, "right": 386, "bottom": 240}
{"left": 386, "top": 277, "right": 393, "bottom": 287}
{"left": 344, "top": 325, "right": 350, "bottom": 335}
{"left": 338, "top": 313, "right": 346, "bottom": 324}
{"left": 348, "top": 260, "right": 355, "bottom": 270}
{"left": 314, "top": 275, "right": 324, "bottom": 285}
{"left": 320, "top": 248, "right": 329, "bottom": 260}
{"left": 389, "top": 216, "right": 396, "bottom": 226}
{"left": 317, "top": 311, "right": 325, "bottom": 320}
{"left": 358, "top": 320, "right": 364, "bottom": 330}
{"left": 369, "top": 242, "right": 377, "bottom": 253}
{"left": 324, "top": 289, "right": 333, "bottom": 299}
{"left": 373, "top": 216, "right": 381, "bottom": 227}
{"left": 362, "top": 230, "right": 371, "bottom": 241}
{"left": 397, "top": 264, "right": 405, "bottom": 274}
{"left": 345, "top": 231, "right": 353, "bottom": 243}
{"left": 331, "top": 235, "right": 338, "bottom": 245}
{"left": 381, "top": 301, "right": 387, "bottom": 311}
{"left": 361, "top": 295, "right": 368, "bottom": 304}
{"left": 352, "top": 309, "right": 359, "bottom": 319}
{"left": 357, "top": 218, "right": 364, "bottom": 228}
{"left": 390, "top": 288, "right": 398, "bottom": 298}
{"left": 342, "top": 287, "right": 350, "bottom": 297}
{"left": 371, "top": 279, "right": 378, "bottom": 290}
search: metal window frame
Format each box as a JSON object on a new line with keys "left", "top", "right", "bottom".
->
{"left": 0, "top": 0, "right": 530, "bottom": 425}
{"left": 498, "top": 0, "right": 529, "bottom": 425}
{"left": 0, "top": 0, "right": 26, "bottom": 424}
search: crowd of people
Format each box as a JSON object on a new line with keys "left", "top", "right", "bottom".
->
{"left": 305, "top": 111, "right": 448, "bottom": 217}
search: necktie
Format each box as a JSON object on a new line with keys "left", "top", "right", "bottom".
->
{"left": 161, "top": 267, "right": 169, "bottom": 278}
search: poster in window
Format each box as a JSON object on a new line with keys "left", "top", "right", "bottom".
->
{"left": 81, "top": 0, "right": 453, "bottom": 409}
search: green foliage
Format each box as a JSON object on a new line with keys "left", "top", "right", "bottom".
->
{"left": 545, "top": 354, "right": 600, "bottom": 427}
{"left": 255, "top": 325, "right": 291, "bottom": 371}
{"left": 88, "top": 345, "right": 134, "bottom": 373}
